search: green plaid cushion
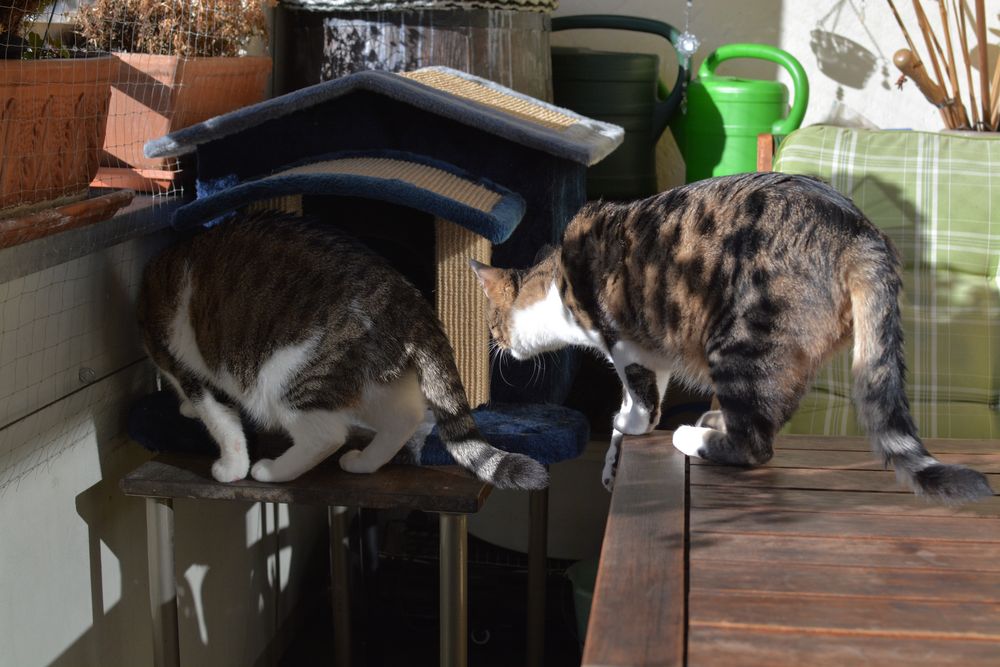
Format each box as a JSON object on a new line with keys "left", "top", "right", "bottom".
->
{"left": 773, "top": 126, "right": 999, "bottom": 438}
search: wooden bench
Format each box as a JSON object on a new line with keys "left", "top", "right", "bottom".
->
{"left": 122, "top": 451, "right": 491, "bottom": 667}
{"left": 583, "top": 432, "right": 1000, "bottom": 666}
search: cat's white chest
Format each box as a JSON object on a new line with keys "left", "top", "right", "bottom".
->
{"left": 510, "top": 282, "right": 603, "bottom": 357}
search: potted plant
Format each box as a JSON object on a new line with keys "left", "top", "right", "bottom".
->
{"left": 74, "top": 0, "right": 272, "bottom": 192}
{"left": 0, "top": 1, "right": 113, "bottom": 212}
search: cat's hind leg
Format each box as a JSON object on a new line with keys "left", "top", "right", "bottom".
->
{"left": 340, "top": 371, "right": 425, "bottom": 475}
{"left": 251, "top": 411, "right": 351, "bottom": 483}
{"left": 674, "top": 350, "right": 807, "bottom": 466}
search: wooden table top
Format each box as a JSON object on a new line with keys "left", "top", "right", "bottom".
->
{"left": 583, "top": 432, "right": 1000, "bottom": 667}
{"left": 121, "top": 451, "right": 492, "bottom": 514}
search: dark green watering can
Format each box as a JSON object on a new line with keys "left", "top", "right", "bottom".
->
{"left": 551, "top": 15, "right": 688, "bottom": 200}
{"left": 671, "top": 43, "right": 809, "bottom": 182}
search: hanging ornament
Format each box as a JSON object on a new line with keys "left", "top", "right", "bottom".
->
{"left": 676, "top": 0, "right": 700, "bottom": 113}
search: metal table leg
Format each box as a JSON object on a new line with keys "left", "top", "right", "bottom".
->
{"left": 527, "top": 486, "right": 549, "bottom": 667}
{"left": 439, "top": 513, "right": 468, "bottom": 667}
{"left": 329, "top": 505, "right": 352, "bottom": 666}
{"left": 146, "top": 497, "right": 180, "bottom": 667}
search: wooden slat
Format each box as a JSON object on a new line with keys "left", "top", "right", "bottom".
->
{"left": 121, "top": 451, "right": 491, "bottom": 514}
{"left": 690, "top": 559, "right": 1000, "bottom": 603}
{"left": 690, "top": 485, "right": 1000, "bottom": 518}
{"left": 688, "top": 626, "right": 1000, "bottom": 667}
{"left": 689, "top": 590, "right": 1000, "bottom": 638}
{"left": 0, "top": 189, "right": 135, "bottom": 248}
{"left": 772, "top": 434, "right": 999, "bottom": 454}
{"left": 690, "top": 532, "right": 1000, "bottom": 572}
{"left": 693, "top": 449, "right": 1000, "bottom": 472}
{"left": 691, "top": 506, "right": 1000, "bottom": 542}
{"left": 690, "top": 465, "right": 1000, "bottom": 494}
{"left": 582, "top": 433, "right": 686, "bottom": 667}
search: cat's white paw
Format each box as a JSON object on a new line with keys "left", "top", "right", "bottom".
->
{"left": 339, "top": 449, "right": 377, "bottom": 474}
{"left": 601, "top": 463, "right": 616, "bottom": 492}
{"left": 601, "top": 430, "right": 624, "bottom": 492}
{"left": 613, "top": 407, "right": 654, "bottom": 435}
{"left": 695, "top": 410, "right": 726, "bottom": 431}
{"left": 179, "top": 399, "right": 198, "bottom": 419}
{"left": 212, "top": 454, "right": 250, "bottom": 483}
{"left": 250, "top": 458, "right": 283, "bottom": 483}
{"left": 672, "top": 425, "right": 711, "bottom": 459}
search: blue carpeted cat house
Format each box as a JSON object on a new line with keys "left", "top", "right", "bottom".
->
{"left": 146, "top": 65, "right": 623, "bottom": 408}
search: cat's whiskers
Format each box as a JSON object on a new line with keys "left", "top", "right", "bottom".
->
{"left": 489, "top": 340, "right": 515, "bottom": 388}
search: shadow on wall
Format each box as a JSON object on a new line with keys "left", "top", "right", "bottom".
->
{"left": 810, "top": 0, "right": 892, "bottom": 92}
{"left": 43, "top": 246, "right": 326, "bottom": 666}
{"left": 55, "top": 439, "right": 325, "bottom": 667}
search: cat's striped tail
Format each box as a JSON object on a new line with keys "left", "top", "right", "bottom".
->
{"left": 849, "top": 244, "right": 993, "bottom": 503}
{"left": 413, "top": 350, "right": 549, "bottom": 491}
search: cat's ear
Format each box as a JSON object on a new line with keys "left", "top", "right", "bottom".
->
{"left": 469, "top": 259, "right": 507, "bottom": 302}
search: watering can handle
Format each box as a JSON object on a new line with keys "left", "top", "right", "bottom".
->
{"left": 699, "top": 43, "right": 810, "bottom": 136}
{"left": 551, "top": 15, "right": 688, "bottom": 141}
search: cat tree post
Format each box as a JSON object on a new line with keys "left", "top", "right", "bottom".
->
{"left": 435, "top": 218, "right": 491, "bottom": 408}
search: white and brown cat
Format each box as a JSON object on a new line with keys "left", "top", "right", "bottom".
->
{"left": 138, "top": 210, "right": 547, "bottom": 490}
{"left": 472, "top": 172, "right": 992, "bottom": 502}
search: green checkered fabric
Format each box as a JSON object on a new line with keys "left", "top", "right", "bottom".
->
{"left": 773, "top": 126, "right": 999, "bottom": 439}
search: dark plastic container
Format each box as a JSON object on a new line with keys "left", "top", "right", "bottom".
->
{"left": 551, "top": 15, "right": 687, "bottom": 200}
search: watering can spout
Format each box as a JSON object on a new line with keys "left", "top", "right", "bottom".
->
{"left": 672, "top": 43, "right": 809, "bottom": 182}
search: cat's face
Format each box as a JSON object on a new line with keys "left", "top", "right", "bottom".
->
{"left": 470, "top": 253, "right": 562, "bottom": 360}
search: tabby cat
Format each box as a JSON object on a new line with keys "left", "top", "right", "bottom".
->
{"left": 138, "top": 210, "right": 547, "bottom": 490}
{"left": 471, "top": 172, "right": 992, "bottom": 502}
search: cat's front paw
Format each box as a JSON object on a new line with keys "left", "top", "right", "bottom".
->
{"left": 250, "top": 458, "right": 283, "bottom": 483}
{"left": 613, "top": 407, "right": 655, "bottom": 435}
{"left": 672, "top": 425, "right": 710, "bottom": 459}
{"left": 339, "top": 449, "right": 377, "bottom": 474}
{"left": 179, "top": 399, "right": 198, "bottom": 419}
{"left": 212, "top": 454, "right": 250, "bottom": 483}
{"left": 601, "top": 430, "right": 624, "bottom": 492}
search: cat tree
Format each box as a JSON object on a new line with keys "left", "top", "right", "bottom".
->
{"left": 147, "top": 65, "right": 623, "bottom": 407}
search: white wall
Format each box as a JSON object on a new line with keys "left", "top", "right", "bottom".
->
{"left": 552, "top": 0, "right": 994, "bottom": 186}
{"left": 0, "top": 232, "right": 324, "bottom": 666}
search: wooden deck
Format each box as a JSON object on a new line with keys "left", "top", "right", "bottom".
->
{"left": 583, "top": 432, "right": 1000, "bottom": 667}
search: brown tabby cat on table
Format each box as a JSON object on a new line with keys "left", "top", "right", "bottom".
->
{"left": 472, "top": 172, "right": 992, "bottom": 502}
{"left": 138, "top": 210, "right": 547, "bottom": 490}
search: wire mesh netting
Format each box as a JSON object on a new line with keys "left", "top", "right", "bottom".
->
{"left": 0, "top": 0, "right": 271, "bottom": 212}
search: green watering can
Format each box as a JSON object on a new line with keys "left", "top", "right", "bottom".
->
{"left": 671, "top": 43, "right": 809, "bottom": 182}
{"left": 551, "top": 15, "right": 688, "bottom": 200}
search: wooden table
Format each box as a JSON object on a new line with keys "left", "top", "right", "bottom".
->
{"left": 583, "top": 432, "right": 1000, "bottom": 666}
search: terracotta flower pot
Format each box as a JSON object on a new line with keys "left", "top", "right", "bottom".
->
{"left": 0, "top": 55, "right": 114, "bottom": 212}
{"left": 94, "top": 53, "right": 271, "bottom": 192}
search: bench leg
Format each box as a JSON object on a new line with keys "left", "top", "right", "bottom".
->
{"left": 527, "top": 486, "right": 549, "bottom": 667}
{"left": 439, "top": 513, "right": 468, "bottom": 667}
{"left": 329, "top": 505, "right": 352, "bottom": 666}
{"left": 146, "top": 497, "right": 179, "bottom": 667}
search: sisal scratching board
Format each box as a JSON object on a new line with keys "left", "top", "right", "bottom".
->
{"left": 247, "top": 195, "right": 303, "bottom": 216}
{"left": 400, "top": 68, "right": 577, "bottom": 131}
{"left": 436, "top": 218, "right": 491, "bottom": 408}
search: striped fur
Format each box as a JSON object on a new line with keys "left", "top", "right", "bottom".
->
{"left": 139, "top": 210, "right": 547, "bottom": 490}
{"left": 474, "top": 173, "right": 992, "bottom": 502}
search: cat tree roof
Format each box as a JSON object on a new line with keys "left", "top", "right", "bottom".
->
{"left": 146, "top": 66, "right": 623, "bottom": 168}
{"left": 171, "top": 150, "right": 526, "bottom": 242}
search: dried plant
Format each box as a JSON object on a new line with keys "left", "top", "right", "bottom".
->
{"left": 74, "top": 0, "right": 270, "bottom": 58}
